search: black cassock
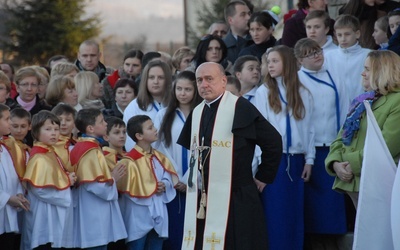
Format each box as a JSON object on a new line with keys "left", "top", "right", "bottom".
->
{"left": 178, "top": 96, "right": 282, "bottom": 250}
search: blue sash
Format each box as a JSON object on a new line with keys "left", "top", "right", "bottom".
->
{"left": 302, "top": 70, "right": 340, "bottom": 132}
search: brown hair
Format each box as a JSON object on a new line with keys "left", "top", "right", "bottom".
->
{"left": 305, "top": 10, "right": 331, "bottom": 28}
{"left": 264, "top": 45, "right": 305, "bottom": 120}
{"left": 31, "top": 110, "right": 60, "bottom": 142}
{"left": 45, "top": 75, "right": 76, "bottom": 106}
{"left": 334, "top": 14, "right": 360, "bottom": 32}
{"left": 136, "top": 60, "right": 172, "bottom": 111}
{"left": 294, "top": 38, "right": 322, "bottom": 59}
{"left": 0, "top": 71, "right": 11, "bottom": 93}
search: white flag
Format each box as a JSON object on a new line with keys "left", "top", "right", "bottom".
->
{"left": 391, "top": 160, "right": 400, "bottom": 250}
{"left": 353, "top": 101, "right": 396, "bottom": 250}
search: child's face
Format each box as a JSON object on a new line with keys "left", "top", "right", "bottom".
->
{"left": 361, "top": 56, "right": 373, "bottom": 91}
{"left": 105, "top": 125, "right": 126, "bottom": 149}
{"left": 91, "top": 114, "right": 108, "bottom": 137}
{"left": 115, "top": 85, "right": 136, "bottom": 110}
{"left": 266, "top": 51, "right": 283, "bottom": 78}
{"left": 389, "top": 15, "right": 400, "bottom": 35}
{"left": 137, "top": 119, "right": 158, "bottom": 144}
{"left": 0, "top": 110, "right": 11, "bottom": 137}
{"left": 249, "top": 21, "right": 273, "bottom": 45}
{"left": 38, "top": 119, "right": 60, "bottom": 146}
{"left": 0, "top": 83, "right": 10, "bottom": 104}
{"left": 175, "top": 79, "right": 195, "bottom": 106}
{"left": 147, "top": 66, "right": 166, "bottom": 99}
{"left": 299, "top": 48, "right": 324, "bottom": 71}
{"left": 306, "top": 18, "right": 330, "bottom": 46}
{"left": 225, "top": 84, "right": 241, "bottom": 96}
{"left": 235, "top": 61, "right": 261, "bottom": 88}
{"left": 10, "top": 117, "right": 30, "bottom": 141}
{"left": 58, "top": 113, "right": 75, "bottom": 136}
{"left": 335, "top": 27, "right": 360, "bottom": 48}
{"left": 373, "top": 22, "right": 389, "bottom": 45}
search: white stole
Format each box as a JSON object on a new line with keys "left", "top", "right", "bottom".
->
{"left": 182, "top": 92, "right": 237, "bottom": 250}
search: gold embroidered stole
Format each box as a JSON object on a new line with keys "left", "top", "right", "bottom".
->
{"left": 182, "top": 92, "right": 237, "bottom": 250}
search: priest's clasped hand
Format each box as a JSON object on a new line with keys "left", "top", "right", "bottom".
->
{"left": 254, "top": 178, "right": 267, "bottom": 193}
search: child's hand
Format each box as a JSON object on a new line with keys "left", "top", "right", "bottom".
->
{"left": 157, "top": 181, "right": 166, "bottom": 194}
{"left": 111, "top": 163, "right": 127, "bottom": 182}
{"left": 302, "top": 164, "right": 312, "bottom": 182}
{"left": 69, "top": 172, "right": 77, "bottom": 186}
{"left": 174, "top": 182, "right": 186, "bottom": 193}
{"left": 8, "top": 194, "right": 30, "bottom": 211}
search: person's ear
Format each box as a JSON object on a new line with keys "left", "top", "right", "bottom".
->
{"left": 86, "top": 125, "right": 94, "bottom": 134}
{"left": 235, "top": 72, "right": 241, "bottom": 80}
{"left": 135, "top": 132, "right": 143, "bottom": 141}
{"left": 324, "top": 26, "right": 330, "bottom": 35}
{"left": 103, "top": 134, "right": 109, "bottom": 142}
{"left": 355, "top": 30, "right": 361, "bottom": 39}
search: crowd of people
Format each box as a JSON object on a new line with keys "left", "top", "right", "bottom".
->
{"left": 2, "top": 0, "right": 400, "bottom": 249}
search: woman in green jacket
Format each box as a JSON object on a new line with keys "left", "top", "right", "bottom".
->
{"left": 325, "top": 50, "right": 400, "bottom": 208}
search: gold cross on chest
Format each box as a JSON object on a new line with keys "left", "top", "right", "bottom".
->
{"left": 206, "top": 232, "right": 221, "bottom": 250}
{"left": 184, "top": 230, "right": 194, "bottom": 247}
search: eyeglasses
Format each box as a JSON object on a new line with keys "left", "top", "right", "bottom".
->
{"left": 18, "top": 82, "right": 39, "bottom": 88}
{"left": 302, "top": 49, "right": 323, "bottom": 59}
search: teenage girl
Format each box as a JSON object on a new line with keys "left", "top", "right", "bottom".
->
{"left": 294, "top": 38, "right": 348, "bottom": 241}
{"left": 254, "top": 45, "right": 314, "bottom": 250}
{"left": 153, "top": 71, "right": 201, "bottom": 250}
{"left": 123, "top": 60, "right": 172, "bottom": 150}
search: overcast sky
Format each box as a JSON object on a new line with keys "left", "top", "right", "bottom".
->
{"left": 87, "top": 0, "right": 185, "bottom": 44}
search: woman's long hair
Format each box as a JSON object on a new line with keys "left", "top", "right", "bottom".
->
{"left": 158, "top": 71, "right": 201, "bottom": 147}
{"left": 264, "top": 45, "right": 305, "bottom": 120}
{"left": 192, "top": 35, "right": 227, "bottom": 70}
{"left": 136, "top": 60, "right": 172, "bottom": 111}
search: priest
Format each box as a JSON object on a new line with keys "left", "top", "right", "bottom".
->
{"left": 178, "top": 62, "right": 282, "bottom": 250}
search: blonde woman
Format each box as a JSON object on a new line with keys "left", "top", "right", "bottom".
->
{"left": 74, "top": 71, "right": 104, "bottom": 111}
{"left": 326, "top": 50, "right": 400, "bottom": 208}
{"left": 50, "top": 62, "right": 79, "bottom": 78}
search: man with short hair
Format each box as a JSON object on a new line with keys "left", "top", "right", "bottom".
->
{"left": 47, "top": 55, "right": 68, "bottom": 69}
{"left": 75, "top": 40, "right": 107, "bottom": 81}
{"left": 208, "top": 21, "right": 229, "bottom": 38}
{"left": 178, "top": 62, "right": 282, "bottom": 250}
{"left": 223, "top": 1, "right": 253, "bottom": 64}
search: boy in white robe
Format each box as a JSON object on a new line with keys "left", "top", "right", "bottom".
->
{"left": 71, "top": 108, "right": 127, "bottom": 249}
{"left": 21, "top": 111, "right": 76, "bottom": 249}
{"left": 118, "top": 115, "right": 178, "bottom": 250}
{"left": 0, "top": 104, "right": 29, "bottom": 249}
